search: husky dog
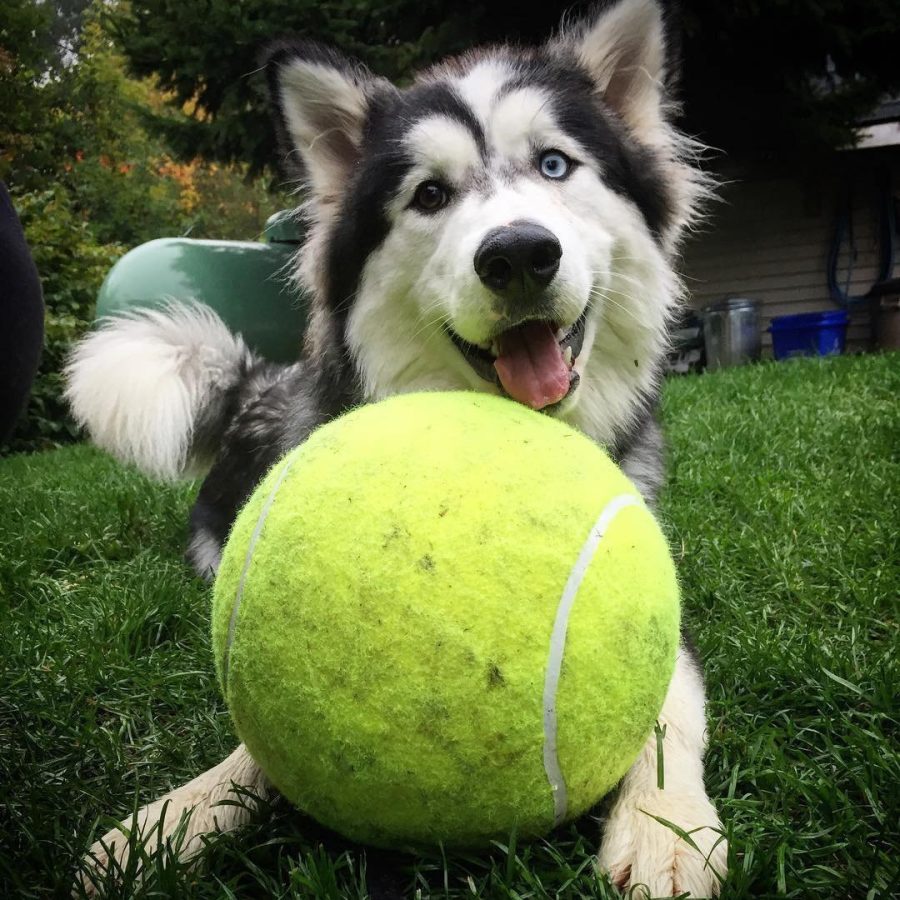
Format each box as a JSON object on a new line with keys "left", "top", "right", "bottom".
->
{"left": 67, "top": 0, "right": 726, "bottom": 894}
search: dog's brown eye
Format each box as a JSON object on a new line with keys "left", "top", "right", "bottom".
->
{"left": 412, "top": 181, "right": 450, "bottom": 212}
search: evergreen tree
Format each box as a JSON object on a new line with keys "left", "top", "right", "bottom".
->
{"left": 108, "top": 0, "right": 900, "bottom": 173}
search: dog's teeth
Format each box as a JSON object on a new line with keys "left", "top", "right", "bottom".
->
{"left": 556, "top": 327, "right": 565, "bottom": 341}
{"left": 491, "top": 340, "right": 499, "bottom": 357}
{"left": 563, "top": 346, "right": 573, "bottom": 366}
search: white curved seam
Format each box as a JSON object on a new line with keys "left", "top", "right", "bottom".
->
{"left": 222, "top": 455, "right": 298, "bottom": 687}
{"left": 542, "top": 492, "right": 642, "bottom": 825}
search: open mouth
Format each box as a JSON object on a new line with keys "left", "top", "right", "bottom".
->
{"left": 448, "top": 311, "right": 587, "bottom": 411}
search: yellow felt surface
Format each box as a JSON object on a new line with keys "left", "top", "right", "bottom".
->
{"left": 212, "top": 392, "right": 679, "bottom": 849}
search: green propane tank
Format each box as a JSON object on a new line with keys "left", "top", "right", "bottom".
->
{"left": 95, "top": 210, "right": 308, "bottom": 363}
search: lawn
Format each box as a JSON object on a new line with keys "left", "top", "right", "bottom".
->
{"left": 1, "top": 354, "right": 897, "bottom": 899}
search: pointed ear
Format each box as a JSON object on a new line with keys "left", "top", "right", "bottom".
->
{"left": 264, "top": 41, "right": 391, "bottom": 202}
{"left": 555, "top": 0, "right": 672, "bottom": 141}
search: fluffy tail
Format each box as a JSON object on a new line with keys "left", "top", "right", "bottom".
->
{"left": 65, "top": 302, "right": 256, "bottom": 480}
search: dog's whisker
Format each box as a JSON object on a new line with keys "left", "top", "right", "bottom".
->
{"left": 589, "top": 288, "right": 645, "bottom": 327}
{"left": 605, "top": 254, "right": 655, "bottom": 266}
{"left": 590, "top": 283, "right": 637, "bottom": 306}
{"left": 592, "top": 283, "right": 642, "bottom": 305}
{"left": 591, "top": 268, "right": 655, "bottom": 293}
{"left": 407, "top": 311, "right": 452, "bottom": 348}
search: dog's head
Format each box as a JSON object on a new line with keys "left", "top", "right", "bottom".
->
{"left": 266, "top": 0, "right": 707, "bottom": 444}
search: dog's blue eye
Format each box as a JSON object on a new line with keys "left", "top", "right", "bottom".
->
{"left": 539, "top": 151, "right": 571, "bottom": 180}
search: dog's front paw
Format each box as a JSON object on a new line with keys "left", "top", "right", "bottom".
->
{"left": 597, "top": 789, "right": 727, "bottom": 898}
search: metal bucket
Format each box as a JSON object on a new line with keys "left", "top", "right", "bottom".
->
{"left": 702, "top": 297, "right": 761, "bottom": 370}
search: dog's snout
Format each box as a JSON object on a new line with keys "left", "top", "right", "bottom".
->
{"left": 474, "top": 221, "right": 562, "bottom": 295}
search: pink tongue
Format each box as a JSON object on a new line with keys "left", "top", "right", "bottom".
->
{"left": 494, "top": 321, "right": 571, "bottom": 410}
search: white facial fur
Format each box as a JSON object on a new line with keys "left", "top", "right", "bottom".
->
{"left": 346, "top": 61, "right": 679, "bottom": 446}
{"left": 275, "top": 0, "right": 706, "bottom": 447}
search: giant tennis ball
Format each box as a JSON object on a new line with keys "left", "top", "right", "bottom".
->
{"left": 212, "top": 391, "right": 679, "bottom": 849}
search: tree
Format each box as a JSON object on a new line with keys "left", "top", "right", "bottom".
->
{"left": 109, "top": 0, "right": 900, "bottom": 174}
{"left": 0, "top": 0, "right": 285, "bottom": 451}
{"left": 0, "top": 0, "right": 60, "bottom": 188}
{"left": 107, "top": 0, "right": 491, "bottom": 176}
{"left": 678, "top": 0, "right": 900, "bottom": 158}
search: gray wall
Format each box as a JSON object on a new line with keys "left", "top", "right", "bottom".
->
{"left": 680, "top": 149, "right": 900, "bottom": 354}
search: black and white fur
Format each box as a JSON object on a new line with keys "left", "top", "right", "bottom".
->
{"left": 68, "top": 1, "right": 726, "bottom": 895}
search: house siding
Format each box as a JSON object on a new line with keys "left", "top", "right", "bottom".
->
{"left": 680, "top": 150, "right": 900, "bottom": 354}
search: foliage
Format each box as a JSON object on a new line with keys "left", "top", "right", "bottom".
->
{"left": 106, "top": 0, "right": 483, "bottom": 176}
{"left": 1, "top": 3, "right": 182, "bottom": 452}
{"left": 54, "top": 14, "right": 184, "bottom": 246}
{"left": 157, "top": 158, "right": 284, "bottom": 240}
{"left": 0, "top": 0, "right": 288, "bottom": 453}
{"left": 0, "top": 0, "right": 58, "bottom": 185}
{"left": 678, "top": 0, "right": 900, "bottom": 157}
{"left": 44, "top": 0, "right": 95, "bottom": 62}
{"left": 108, "top": 0, "right": 900, "bottom": 174}
{"left": 1, "top": 354, "right": 898, "bottom": 897}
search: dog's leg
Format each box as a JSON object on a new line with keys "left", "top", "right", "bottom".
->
{"left": 597, "top": 645, "right": 727, "bottom": 898}
{"left": 79, "top": 743, "right": 267, "bottom": 894}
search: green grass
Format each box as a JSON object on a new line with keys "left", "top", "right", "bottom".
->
{"left": 1, "top": 353, "right": 898, "bottom": 899}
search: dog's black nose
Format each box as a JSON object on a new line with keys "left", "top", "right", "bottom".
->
{"left": 474, "top": 221, "right": 562, "bottom": 295}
